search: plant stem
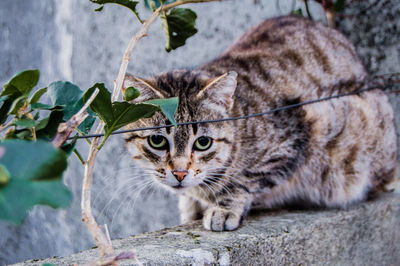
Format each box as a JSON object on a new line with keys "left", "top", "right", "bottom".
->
{"left": 30, "top": 128, "right": 37, "bottom": 141}
{"left": 81, "top": 0, "right": 224, "bottom": 259}
{"left": 73, "top": 149, "right": 86, "bottom": 165}
{"left": 81, "top": 120, "right": 114, "bottom": 257}
{"left": 303, "top": 0, "right": 312, "bottom": 19}
{"left": 112, "top": 0, "right": 223, "bottom": 102}
{"left": 112, "top": 5, "right": 163, "bottom": 102}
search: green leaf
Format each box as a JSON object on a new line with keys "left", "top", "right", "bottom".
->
{"left": 124, "top": 86, "right": 140, "bottom": 101}
{"left": 8, "top": 96, "right": 28, "bottom": 115}
{"left": 107, "top": 101, "right": 159, "bottom": 134}
{"left": 13, "top": 118, "right": 38, "bottom": 128}
{"left": 84, "top": 83, "right": 176, "bottom": 148}
{"left": 30, "top": 103, "right": 53, "bottom": 110}
{"left": 0, "top": 70, "right": 39, "bottom": 122}
{"left": 36, "top": 109, "right": 64, "bottom": 140}
{"left": 0, "top": 140, "right": 71, "bottom": 224}
{"left": 48, "top": 81, "right": 95, "bottom": 134}
{"left": 95, "top": 5, "right": 104, "bottom": 11}
{"left": 83, "top": 83, "right": 163, "bottom": 132}
{"left": 161, "top": 8, "right": 198, "bottom": 52}
{"left": 15, "top": 130, "right": 31, "bottom": 140}
{"left": 83, "top": 83, "right": 114, "bottom": 125}
{"left": 89, "top": 0, "right": 139, "bottom": 15}
{"left": 29, "top": 87, "right": 48, "bottom": 104}
{"left": 333, "top": 0, "right": 346, "bottom": 12}
{"left": 77, "top": 115, "right": 96, "bottom": 135}
{"left": 146, "top": 97, "right": 178, "bottom": 126}
{"left": 0, "top": 100, "right": 13, "bottom": 124}
{"left": 2, "top": 69, "right": 40, "bottom": 97}
{"left": 61, "top": 143, "right": 76, "bottom": 156}
{"left": 48, "top": 81, "right": 82, "bottom": 108}
{"left": 291, "top": 8, "right": 304, "bottom": 16}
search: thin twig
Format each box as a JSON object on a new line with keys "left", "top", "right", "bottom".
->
{"left": 0, "top": 119, "right": 15, "bottom": 133}
{"left": 113, "top": 0, "right": 223, "bottom": 101}
{"left": 82, "top": 121, "right": 113, "bottom": 256}
{"left": 51, "top": 88, "right": 99, "bottom": 148}
{"left": 326, "top": 10, "right": 335, "bottom": 27}
{"left": 73, "top": 149, "right": 86, "bottom": 165}
{"left": 104, "top": 223, "right": 112, "bottom": 246}
{"left": 303, "top": 0, "right": 312, "bottom": 19}
{"left": 81, "top": 5, "right": 165, "bottom": 257}
{"left": 112, "top": 6, "right": 163, "bottom": 102}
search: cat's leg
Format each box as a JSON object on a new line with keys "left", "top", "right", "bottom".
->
{"left": 178, "top": 194, "right": 203, "bottom": 224}
{"left": 202, "top": 188, "right": 252, "bottom": 231}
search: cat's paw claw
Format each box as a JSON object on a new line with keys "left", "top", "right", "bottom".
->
{"left": 202, "top": 207, "right": 241, "bottom": 231}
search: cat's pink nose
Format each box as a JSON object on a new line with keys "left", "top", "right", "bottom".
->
{"left": 172, "top": 170, "right": 188, "bottom": 182}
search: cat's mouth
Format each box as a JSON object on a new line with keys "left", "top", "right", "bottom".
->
{"left": 172, "top": 184, "right": 184, "bottom": 189}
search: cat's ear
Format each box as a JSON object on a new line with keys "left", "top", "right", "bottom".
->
{"left": 123, "top": 74, "right": 164, "bottom": 102}
{"left": 196, "top": 71, "right": 237, "bottom": 110}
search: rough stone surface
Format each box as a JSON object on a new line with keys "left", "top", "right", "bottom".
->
{"left": 16, "top": 193, "right": 400, "bottom": 266}
{"left": 0, "top": 0, "right": 399, "bottom": 264}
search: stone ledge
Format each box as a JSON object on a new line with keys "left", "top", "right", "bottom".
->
{"left": 18, "top": 193, "right": 400, "bottom": 265}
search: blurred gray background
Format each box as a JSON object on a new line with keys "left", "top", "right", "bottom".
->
{"left": 0, "top": 0, "right": 399, "bottom": 264}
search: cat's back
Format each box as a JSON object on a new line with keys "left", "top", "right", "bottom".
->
{"left": 201, "top": 16, "right": 397, "bottom": 200}
{"left": 203, "top": 16, "right": 367, "bottom": 100}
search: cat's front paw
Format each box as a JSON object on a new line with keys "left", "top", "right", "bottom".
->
{"left": 202, "top": 207, "right": 242, "bottom": 231}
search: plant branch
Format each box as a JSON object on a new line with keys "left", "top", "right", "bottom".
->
{"left": 112, "top": 5, "right": 163, "bottom": 102}
{"left": 163, "top": 0, "right": 223, "bottom": 11}
{"left": 73, "top": 148, "right": 86, "bottom": 165}
{"left": 0, "top": 119, "right": 15, "bottom": 133}
{"left": 112, "top": 0, "right": 223, "bottom": 101}
{"left": 81, "top": 120, "right": 114, "bottom": 257}
{"left": 51, "top": 88, "right": 99, "bottom": 148}
{"left": 81, "top": 0, "right": 224, "bottom": 259}
{"left": 303, "top": 0, "right": 312, "bottom": 19}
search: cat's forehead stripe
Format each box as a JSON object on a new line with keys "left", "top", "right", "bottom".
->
{"left": 174, "top": 125, "right": 190, "bottom": 156}
{"left": 192, "top": 123, "right": 198, "bottom": 135}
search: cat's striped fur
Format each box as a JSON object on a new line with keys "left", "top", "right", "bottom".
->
{"left": 124, "top": 16, "right": 397, "bottom": 231}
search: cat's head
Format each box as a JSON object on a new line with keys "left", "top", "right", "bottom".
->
{"left": 124, "top": 70, "right": 237, "bottom": 193}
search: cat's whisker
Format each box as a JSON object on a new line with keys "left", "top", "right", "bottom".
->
{"left": 204, "top": 177, "right": 236, "bottom": 201}
{"left": 197, "top": 184, "right": 212, "bottom": 202}
{"left": 123, "top": 180, "right": 159, "bottom": 224}
{"left": 109, "top": 180, "right": 155, "bottom": 232}
{"left": 205, "top": 172, "right": 244, "bottom": 187}
{"left": 98, "top": 178, "right": 154, "bottom": 220}
{"left": 201, "top": 181, "right": 220, "bottom": 207}
{"left": 92, "top": 173, "right": 152, "bottom": 207}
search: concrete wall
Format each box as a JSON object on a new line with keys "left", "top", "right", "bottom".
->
{"left": 0, "top": 0, "right": 398, "bottom": 264}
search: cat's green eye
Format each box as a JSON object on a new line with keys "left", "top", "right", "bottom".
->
{"left": 148, "top": 135, "right": 168, "bottom": 150}
{"left": 194, "top": 136, "right": 213, "bottom": 151}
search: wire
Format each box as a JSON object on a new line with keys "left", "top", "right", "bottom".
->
{"left": 70, "top": 82, "right": 398, "bottom": 140}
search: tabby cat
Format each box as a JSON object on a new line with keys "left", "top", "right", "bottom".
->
{"left": 123, "top": 16, "right": 397, "bottom": 231}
